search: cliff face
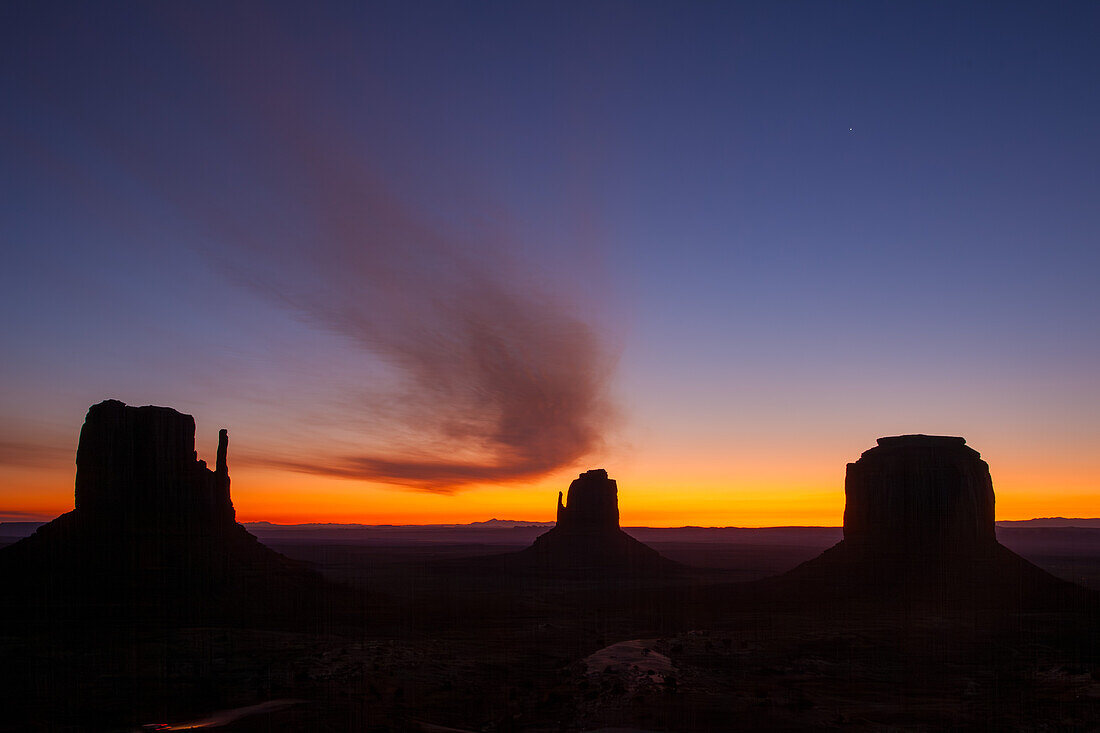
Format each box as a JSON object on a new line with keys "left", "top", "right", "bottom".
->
{"left": 555, "top": 469, "right": 619, "bottom": 533}
{"left": 74, "top": 400, "right": 234, "bottom": 527}
{"left": 843, "top": 435, "right": 996, "bottom": 555}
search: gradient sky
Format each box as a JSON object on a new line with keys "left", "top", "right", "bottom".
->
{"left": 2, "top": 1, "right": 1098, "bottom": 526}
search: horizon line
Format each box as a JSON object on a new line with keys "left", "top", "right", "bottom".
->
{"left": 5, "top": 516, "right": 1100, "bottom": 529}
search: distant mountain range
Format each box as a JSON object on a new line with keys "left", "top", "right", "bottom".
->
{"left": 240, "top": 517, "right": 1100, "bottom": 530}
{"left": 0, "top": 522, "right": 47, "bottom": 537}
{"left": 3, "top": 517, "right": 1099, "bottom": 541}
{"left": 995, "top": 518, "right": 1100, "bottom": 527}
{"left": 242, "top": 518, "right": 556, "bottom": 530}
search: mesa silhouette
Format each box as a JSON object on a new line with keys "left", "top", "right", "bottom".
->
{"left": 0, "top": 399, "right": 328, "bottom": 624}
{"left": 757, "top": 434, "right": 1094, "bottom": 610}
{"left": 510, "top": 469, "right": 680, "bottom": 575}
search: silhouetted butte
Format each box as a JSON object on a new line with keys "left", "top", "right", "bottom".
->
{"left": 0, "top": 400, "right": 327, "bottom": 624}
{"left": 514, "top": 469, "right": 678, "bottom": 575}
{"left": 763, "top": 435, "right": 1092, "bottom": 610}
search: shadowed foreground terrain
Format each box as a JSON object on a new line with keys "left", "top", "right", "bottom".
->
{"left": 2, "top": 532, "right": 1097, "bottom": 732}
{"left": 2, "top": 530, "right": 1099, "bottom": 731}
{"left": 1, "top": 414, "right": 1098, "bottom": 732}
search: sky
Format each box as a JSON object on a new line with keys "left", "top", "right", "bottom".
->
{"left": 2, "top": 1, "right": 1098, "bottom": 526}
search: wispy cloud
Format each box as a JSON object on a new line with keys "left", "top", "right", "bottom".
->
{"left": 221, "top": 188, "right": 616, "bottom": 491}
{"left": 0, "top": 439, "right": 70, "bottom": 469}
{"left": 97, "top": 6, "right": 618, "bottom": 491}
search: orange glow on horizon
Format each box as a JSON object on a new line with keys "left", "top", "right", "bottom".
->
{"left": 2, "top": 458, "right": 1096, "bottom": 528}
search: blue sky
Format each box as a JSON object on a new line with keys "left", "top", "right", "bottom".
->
{"left": 2, "top": 1, "right": 1098, "bottom": 523}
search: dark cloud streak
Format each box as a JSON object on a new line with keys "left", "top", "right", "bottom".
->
{"left": 6, "top": 5, "right": 616, "bottom": 491}
{"left": 141, "top": 7, "right": 616, "bottom": 491}
{"left": 0, "top": 440, "right": 71, "bottom": 470}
